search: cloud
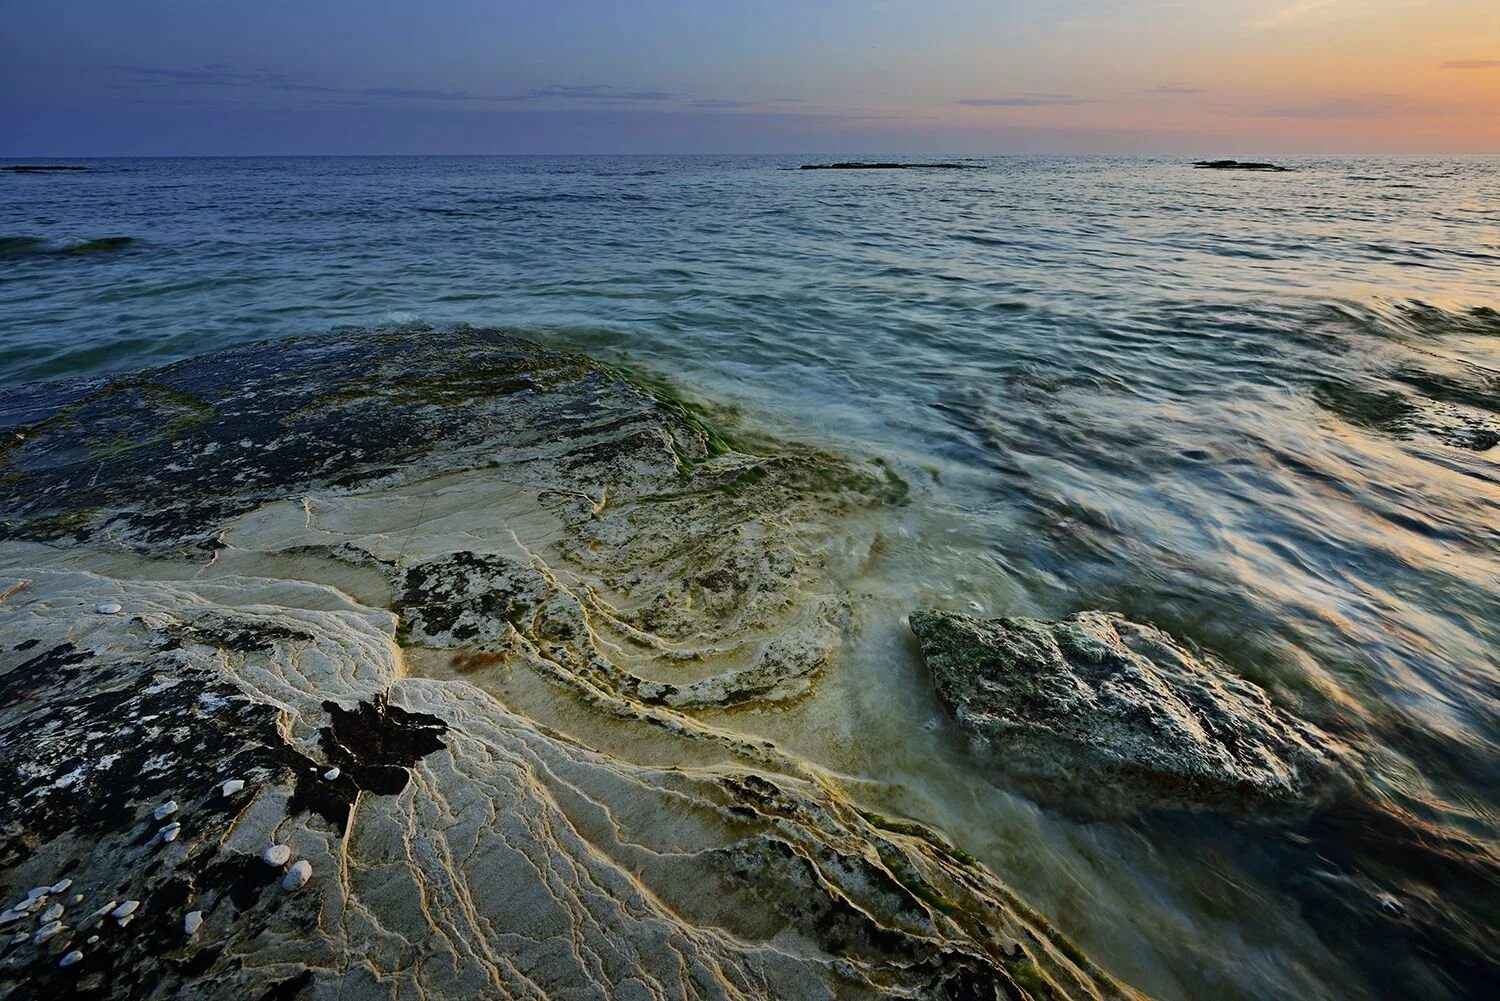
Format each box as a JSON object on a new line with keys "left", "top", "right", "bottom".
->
{"left": 1441, "top": 60, "right": 1500, "bottom": 69}
{"left": 1151, "top": 82, "right": 1203, "bottom": 94}
{"left": 1252, "top": 0, "right": 1351, "bottom": 31}
{"left": 1260, "top": 93, "right": 1408, "bottom": 118}
{"left": 111, "top": 65, "right": 687, "bottom": 107}
{"left": 955, "top": 93, "right": 1093, "bottom": 107}
{"left": 361, "top": 87, "right": 476, "bottom": 101}
{"left": 692, "top": 99, "right": 757, "bottom": 109}
{"left": 505, "top": 84, "right": 677, "bottom": 102}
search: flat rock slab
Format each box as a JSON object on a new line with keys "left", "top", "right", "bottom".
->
{"left": 909, "top": 609, "right": 1344, "bottom": 814}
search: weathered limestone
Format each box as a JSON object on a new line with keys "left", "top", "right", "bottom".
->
{"left": 0, "top": 329, "right": 1140, "bottom": 1000}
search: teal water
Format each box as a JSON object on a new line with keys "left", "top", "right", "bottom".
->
{"left": 4, "top": 155, "right": 1499, "bottom": 998}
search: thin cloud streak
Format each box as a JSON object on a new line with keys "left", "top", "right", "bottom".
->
{"left": 1259, "top": 93, "right": 1410, "bottom": 119}
{"left": 955, "top": 93, "right": 1094, "bottom": 107}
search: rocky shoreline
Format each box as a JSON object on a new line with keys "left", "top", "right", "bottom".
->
{"left": 0, "top": 329, "right": 1140, "bottom": 1000}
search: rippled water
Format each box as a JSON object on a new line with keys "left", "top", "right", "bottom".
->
{"left": 4, "top": 155, "right": 1499, "bottom": 999}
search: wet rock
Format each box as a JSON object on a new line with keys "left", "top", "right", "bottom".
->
{"left": 909, "top": 608, "right": 1343, "bottom": 813}
{"left": 0, "top": 331, "right": 1134, "bottom": 1000}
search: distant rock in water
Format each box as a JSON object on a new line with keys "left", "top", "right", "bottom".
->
{"left": 1, "top": 165, "right": 89, "bottom": 173}
{"left": 798, "top": 161, "right": 981, "bottom": 170}
{"left": 908, "top": 609, "right": 1343, "bottom": 814}
{"left": 1192, "top": 159, "right": 1289, "bottom": 172}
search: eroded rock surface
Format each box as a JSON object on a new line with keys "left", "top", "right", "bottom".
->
{"left": 0, "top": 329, "right": 1140, "bottom": 1000}
{"left": 908, "top": 609, "right": 1344, "bottom": 814}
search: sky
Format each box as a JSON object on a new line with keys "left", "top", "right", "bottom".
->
{"left": 2, "top": 0, "right": 1498, "bottom": 156}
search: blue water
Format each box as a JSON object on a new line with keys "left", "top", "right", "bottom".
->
{"left": 4, "top": 155, "right": 1499, "bottom": 999}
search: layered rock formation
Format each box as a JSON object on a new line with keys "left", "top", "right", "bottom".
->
{"left": 908, "top": 609, "right": 1345, "bottom": 814}
{"left": 0, "top": 329, "right": 1139, "bottom": 1000}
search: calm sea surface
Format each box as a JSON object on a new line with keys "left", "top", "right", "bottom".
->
{"left": 3, "top": 155, "right": 1499, "bottom": 999}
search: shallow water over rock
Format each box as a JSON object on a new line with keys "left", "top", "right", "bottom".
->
{"left": 1, "top": 330, "right": 1140, "bottom": 1000}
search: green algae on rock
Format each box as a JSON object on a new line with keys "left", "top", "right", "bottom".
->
{"left": 908, "top": 608, "right": 1346, "bottom": 814}
{"left": 0, "top": 329, "right": 1141, "bottom": 1000}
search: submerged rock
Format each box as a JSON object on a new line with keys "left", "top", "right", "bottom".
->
{"left": 909, "top": 609, "right": 1343, "bottom": 813}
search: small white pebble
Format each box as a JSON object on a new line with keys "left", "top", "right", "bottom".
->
{"left": 59, "top": 950, "right": 83, "bottom": 968}
{"left": 183, "top": 910, "right": 203, "bottom": 936}
{"left": 281, "top": 860, "right": 312, "bottom": 891}
{"left": 220, "top": 779, "right": 245, "bottom": 797}
{"left": 69, "top": 894, "right": 83, "bottom": 905}
{"left": 87, "top": 901, "right": 116, "bottom": 925}
{"left": 33, "top": 920, "right": 63, "bottom": 944}
{"left": 261, "top": 844, "right": 292, "bottom": 867}
{"left": 322, "top": 767, "right": 340, "bottom": 781}
{"left": 95, "top": 602, "right": 122, "bottom": 615}
{"left": 110, "top": 900, "right": 139, "bottom": 920}
{"left": 39, "top": 903, "right": 64, "bottom": 923}
{"left": 153, "top": 800, "right": 178, "bottom": 820}
{"left": 967, "top": 600, "right": 983, "bottom": 612}
{"left": 0, "top": 909, "right": 21, "bottom": 926}
{"left": 50, "top": 879, "right": 72, "bottom": 895}
{"left": 86, "top": 935, "right": 98, "bottom": 944}
{"left": 9, "top": 931, "right": 26, "bottom": 945}
{"left": 26, "top": 886, "right": 50, "bottom": 900}
{"left": 160, "top": 824, "right": 181, "bottom": 843}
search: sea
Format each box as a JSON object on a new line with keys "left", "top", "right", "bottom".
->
{"left": 3, "top": 154, "right": 1498, "bottom": 999}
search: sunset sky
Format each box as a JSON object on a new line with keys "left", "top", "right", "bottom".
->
{"left": 3, "top": 0, "right": 1497, "bottom": 155}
